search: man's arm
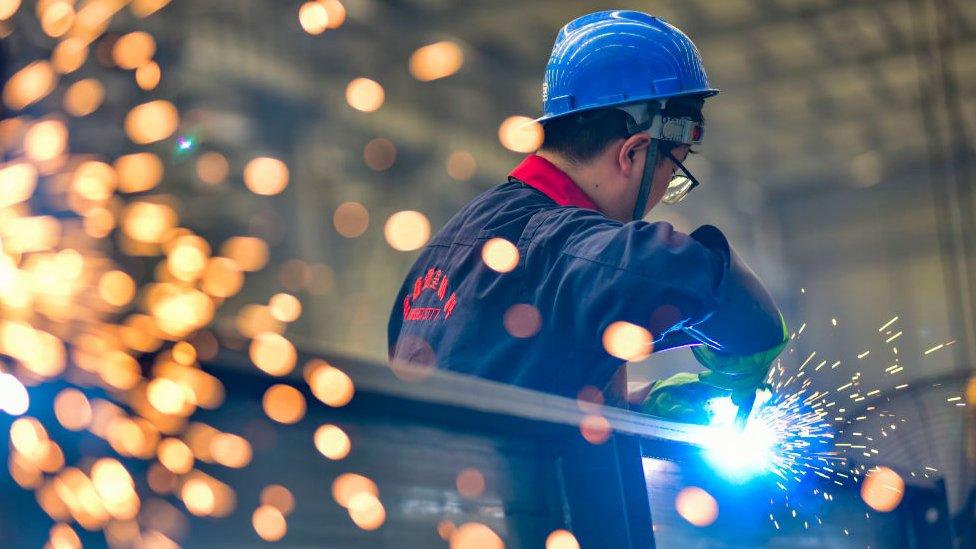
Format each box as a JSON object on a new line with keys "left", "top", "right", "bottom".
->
{"left": 533, "top": 209, "right": 786, "bottom": 401}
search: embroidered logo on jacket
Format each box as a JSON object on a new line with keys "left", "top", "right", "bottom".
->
{"left": 402, "top": 267, "right": 458, "bottom": 321}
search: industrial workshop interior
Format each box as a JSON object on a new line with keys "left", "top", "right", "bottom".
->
{"left": 0, "top": 0, "right": 974, "bottom": 547}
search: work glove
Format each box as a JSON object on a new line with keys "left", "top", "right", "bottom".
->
{"left": 636, "top": 372, "right": 729, "bottom": 425}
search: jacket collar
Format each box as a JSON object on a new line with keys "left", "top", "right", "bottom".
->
{"left": 508, "top": 154, "right": 600, "bottom": 211}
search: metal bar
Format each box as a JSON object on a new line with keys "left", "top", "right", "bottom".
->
{"left": 220, "top": 345, "right": 712, "bottom": 453}
{"left": 210, "top": 348, "right": 683, "bottom": 547}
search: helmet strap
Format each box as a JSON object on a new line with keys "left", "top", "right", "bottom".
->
{"left": 632, "top": 139, "right": 659, "bottom": 221}
{"left": 623, "top": 100, "right": 666, "bottom": 221}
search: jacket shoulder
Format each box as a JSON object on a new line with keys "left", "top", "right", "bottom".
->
{"left": 429, "top": 180, "right": 559, "bottom": 246}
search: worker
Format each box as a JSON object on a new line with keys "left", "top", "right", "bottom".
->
{"left": 388, "top": 10, "right": 787, "bottom": 425}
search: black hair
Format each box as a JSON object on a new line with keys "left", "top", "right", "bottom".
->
{"left": 539, "top": 95, "right": 706, "bottom": 164}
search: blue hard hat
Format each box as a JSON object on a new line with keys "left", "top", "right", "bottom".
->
{"left": 539, "top": 10, "right": 719, "bottom": 123}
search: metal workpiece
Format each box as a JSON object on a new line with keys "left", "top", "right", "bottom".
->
{"left": 203, "top": 348, "right": 706, "bottom": 548}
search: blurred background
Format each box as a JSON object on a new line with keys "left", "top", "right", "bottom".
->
{"left": 0, "top": 0, "right": 973, "bottom": 547}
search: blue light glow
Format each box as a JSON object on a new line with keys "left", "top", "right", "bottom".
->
{"left": 701, "top": 388, "right": 836, "bottom": 485}
{"left": 704, "top": 395, "right": 777, "bottom": 480}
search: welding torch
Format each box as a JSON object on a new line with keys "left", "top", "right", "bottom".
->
{"left": 732, "top": 391, "right": 756, "bottom": 431}
{"left": 732, "top": 383, "right": 772, "bottom": 431}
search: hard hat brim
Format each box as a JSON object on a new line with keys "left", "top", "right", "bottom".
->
{"left": 534, "top": 88, "right": 720, "bottom": 125}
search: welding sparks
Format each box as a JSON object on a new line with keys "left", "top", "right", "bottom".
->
{"left": 703, "top": 388, "right": 838, "bottom": 484}
{"left": 878, "top": 316, "right": 899, "bottom": 332}
{"left": 702, "top": 302, "right": 963, "bottom": 535}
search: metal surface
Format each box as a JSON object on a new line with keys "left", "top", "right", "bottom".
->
{"left": 206, "top": 349, "right": 679, "bottom": 548}
{"left": 235, "top": 346, "right": 712, "bottom": 455}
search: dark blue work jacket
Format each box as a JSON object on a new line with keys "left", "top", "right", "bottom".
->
{"left": 388, "top": 155, "right": 783, "bottom": 399}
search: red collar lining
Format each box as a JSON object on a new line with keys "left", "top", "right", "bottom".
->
{"left": 509, "top": 155, "right": 600, "bottom": 211}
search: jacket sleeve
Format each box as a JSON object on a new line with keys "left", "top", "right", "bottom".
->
{"left": 531, "top": 209, "right": 785, "bottom": 357}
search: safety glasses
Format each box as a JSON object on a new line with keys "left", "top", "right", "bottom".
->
{"left": 662, "top": 150, "right": 701, "bottom": 205}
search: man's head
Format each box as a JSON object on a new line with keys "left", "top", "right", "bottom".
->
{"left": 537, "top": 97, "right": 705, "bottom": 222}
{"left": 535, "top": 10, "right": 716, "bottom": 222}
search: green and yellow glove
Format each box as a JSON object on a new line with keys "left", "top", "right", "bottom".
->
{"left": 637, "top": 372, "right": 729, "bottom": 425}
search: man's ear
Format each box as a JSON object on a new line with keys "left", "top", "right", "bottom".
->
{"left": 618, "top": 133, "right": 651, "bottom": 177}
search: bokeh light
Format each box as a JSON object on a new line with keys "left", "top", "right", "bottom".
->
{"left": 157, "top": 438, "right": 194, "bottom": 474}
{"left": 307, "top": 361, "right": 355, "bottom": 407}
{"left": 49, "top": 523, "right": 81, "bottom": 549}
{"left": 220, "top": 236, "right": 268, "bottom": 272}
{"left": 3, "top": 61, "right": 57, "bottom": 110}
{"left": 298, "top": 1, "right": 329, "bottom": 35}
{"left": 347, "top": 492, "right": 386, "bottom": 530}
{"left": 269, "top": 293, "right": 302, "bottom": 322}
{"left": 24, "top": 119, "right": 67, "bottom": 162}
{"left": 166, "top": 235, "right": 210, "bottom": 282}
{"left": 243, "top": 157, "right": 289, "bottom": 196}
{"left": 384, "top": 210, "right": 430, "bottom": 252}
{"left": 498, "top": 115, "right": 544, "bottom": 153}
{"left": 455, "top": 468, "right": 485, "bottom": 499}
{"left": 363, "top": 138, "right": 397, "bottom": 171}
{"left": 235, "top": 306, "right": 283, "bottom": 341}
{"left": 51, "top": 38, "right": 88, "bottom": 74}
{"left": 180, "top": 472, "right": 235, "bottom": 518}
{"left": 450, "top": 522, "right": 504, "bottom": 549}
{"left": 861, "top": 466, "right": 905, "bottom": 512}
{"left": 446, "top": 150, "right": 477, "bottom": 181}
{"left": 545, "top": 529, "right": 580, "bottom": 549}
{"left": 345, "top": 78, "right": 384, "bottom": 112}
{"left": 503, "top": 304, "right": 541, "bottom": 338}
{"left": 482, "top": 238, "right": 519, "bottom": 273}
{"left": 249, "top": 332, "right": 297, "bottom": 376}
{"left": 195, "top": 151, "right": 229, "bottom": 185}
{"left": 314, "top": 424, "right": 351, "bottom": 460}
{"left": 180, "top": 477, "right": 215, "bottom": 516}
{"left": 130, "top": 0, "right": 171, "bottom": 18}
{"left": 252, "top": 505, "right": 287, "bottom": 541}
{"left": 135, "top": 61, "right": 161, "bottom": 90}
{"left": 262, "top": 384, "right": 306, "bottom": 424}
{"left": 53, "top": 388, "right": 91, "bottom": 431}
{"left": 40, "top": 2, "right": 74, "bottom": 38}
{"left": 112, "top": 31, "right": 156, "bottom": 69}
{"left": 63, "top": 78, "right": 104, "bottom": 117}
{"left": 437, "top": 520, "right": 456, "bottom": 541}
{"left": 333, "top": 201, "right": 370, "bottom": 238}
{"left": 0, "top": 373, "right": 29, "bottom": 415}
{"left": 409, "top": 41, "right": 464, "bottom": 82}
{"left": 124, "top": 100, "right": 179, "bottom": 144}
{"left": 0, "top": 162, "right": 37, "bottom": 208}
{"left": 147, "top": 377, "right": 193, "bottom": 416}
{"left": 260, "top": 484, "right": 295, "bottom": 516}
{"left": 579, "top": 414, "right": 611, "bottom": 445}
{"left": 122, "top": 201, "right": 176, "bottom": 243}
{"left": 331, "top": 473, "right": 378, "bottom": 508}
{"left": 675, "top": 486, "right": 719, "bottom": 527}
{"left": 72, "top": 160, "right": 117, "bottom": 200}
{"left": 201, "top": 257, "right": 244, "bottom": 298}
{"left": 320, "top": 0, "right": 345, "bottom": 28}
{"left": 209, "top": 433, "right": 252, "bottom": 468}
{"left": 0, "top": 0, "right": 21, "bottom": 20}
{"left": 114, "top": 152, "right": 164, "bottom": 193}
{"left": 602, "top": 321, "right": 653, "bottom": 361}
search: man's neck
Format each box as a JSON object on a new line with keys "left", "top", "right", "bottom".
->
{"left": 536, "top": 150, "right": 627, "bottom": 221}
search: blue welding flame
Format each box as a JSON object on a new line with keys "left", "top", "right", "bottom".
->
{"left": 704, "top": 394, "right": 777, "bottom": 481}
{"left": 702, "top": 390, "right": 837, "bottom": 485}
